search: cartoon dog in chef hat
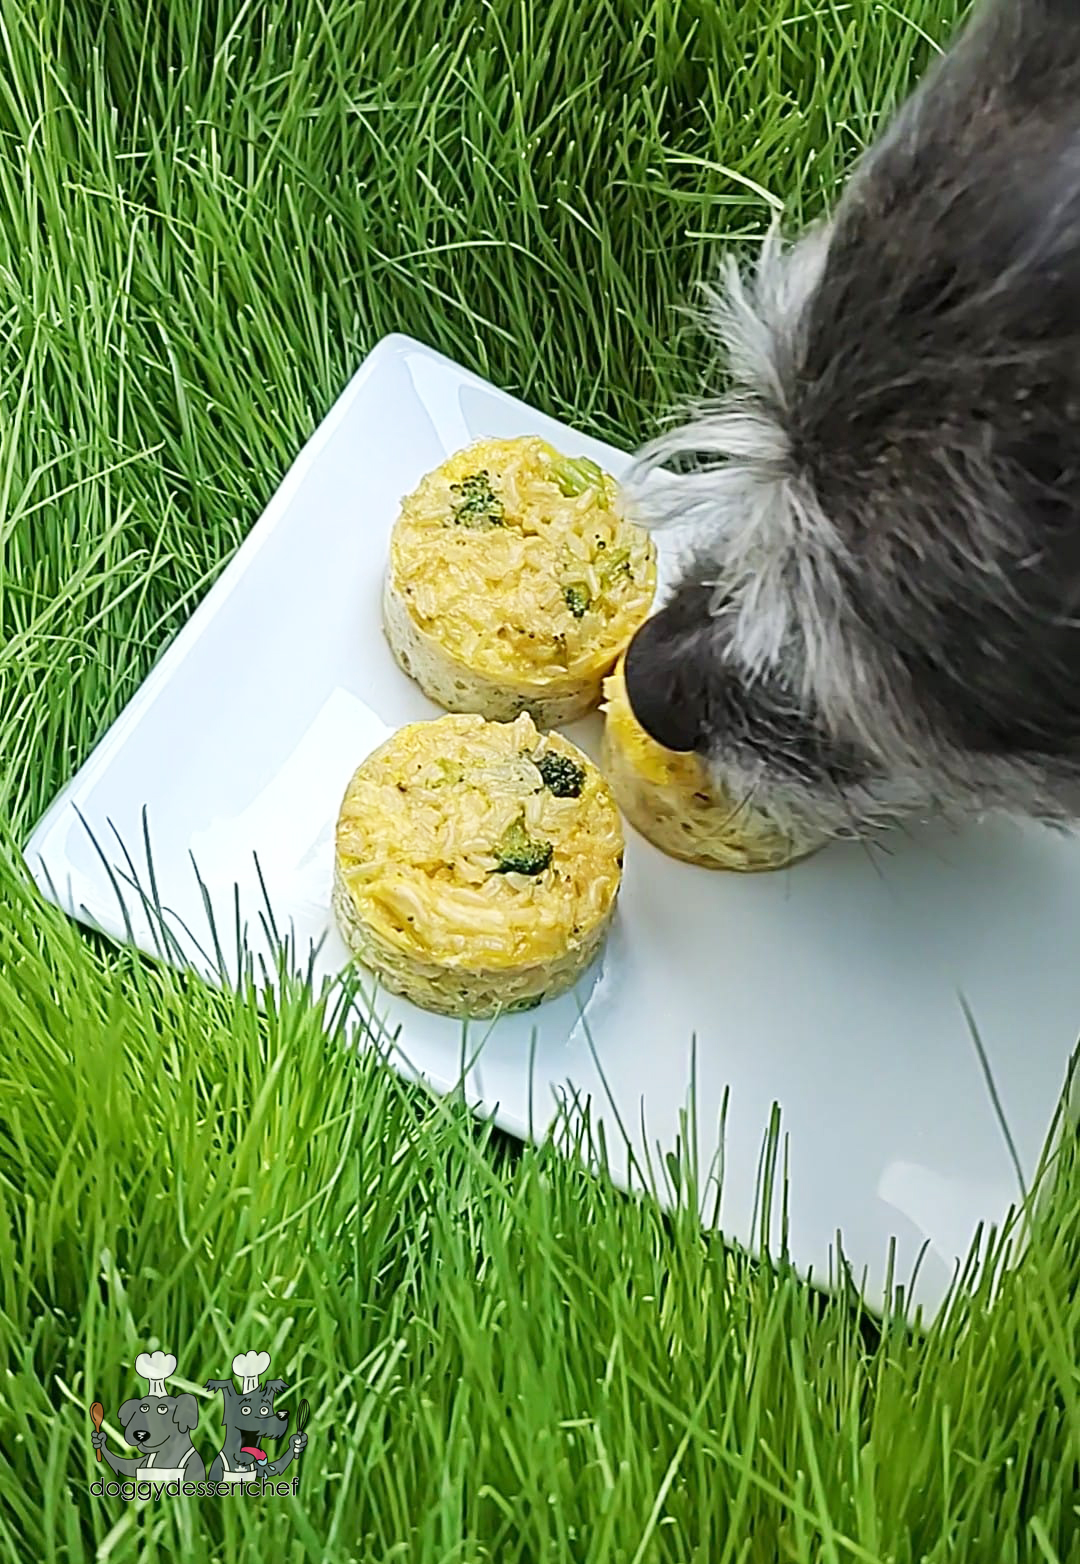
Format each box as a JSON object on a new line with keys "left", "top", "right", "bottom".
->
{"left": 205, "top": 1351, "right": 307, "bottom": 1486}
{"left": 91, "top": 1351, "right": 206, "bottom": 1483}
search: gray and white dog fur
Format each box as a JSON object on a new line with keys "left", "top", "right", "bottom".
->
{"left": 623, "top": 0, "right": 1080, "bottom": 843}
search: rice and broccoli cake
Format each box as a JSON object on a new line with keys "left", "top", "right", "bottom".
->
{"left": 600, "top": 654, "right": 825, "bottom": 872}
{"left": 383, "top": 436, "right": 657, "bottom": 727}
{"left": 333, "top": 711, "right": 624, "bottom": 1017}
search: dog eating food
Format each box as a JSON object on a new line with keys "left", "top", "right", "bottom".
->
{"left": 383, "top": 435, "right": 656, "bottom": 727}
{"left": 601, "top": 652, "right": 824, "bottom": 871}
{"left": 332, "top": 711, "right": 624, "bottom": 1017}
{"left": 619, "top": 0, "right": 1080, "bottom": 844}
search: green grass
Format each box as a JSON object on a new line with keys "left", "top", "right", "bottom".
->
{"left": 1, "top": 0, "right": 1079, "bottom": 1557}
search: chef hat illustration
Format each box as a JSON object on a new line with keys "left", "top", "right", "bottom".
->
{"left": 135, "top": 1351, "right": 176, "bottom": 1398}
{"left": 232, "top": 1351, "right": 270, "bottom": 1396}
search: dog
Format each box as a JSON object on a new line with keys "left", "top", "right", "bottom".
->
{"left": 91, "top": 1352, "right": 205, "bottom": 1484}
{"left": 205, "top": 1351, "right": 307, "bottom": 1486}
{"left": 622, "top": 0, "right": 1080, "bottom": 844}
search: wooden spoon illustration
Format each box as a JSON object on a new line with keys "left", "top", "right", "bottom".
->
{"left": 90, "top": 1401, "right": 105, "bottom": 1461}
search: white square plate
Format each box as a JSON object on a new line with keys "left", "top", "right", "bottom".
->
{"left": 24, "top": 333, "right": 1079, "bottom": 1317}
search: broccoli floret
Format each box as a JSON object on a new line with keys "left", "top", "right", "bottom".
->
{"left": 448, "top": 470, "right": 504, "bottom": 529}
{"left": 598, "top": 546, "right": 631, "bottom": 584}
{"left": 433, "top": 759, "right": 465, "bottom": 785}
{"left": 563, "top": 581, "right": 591, "bottom": 619}
{"left": 493, "top": 816, "right": 553, "bottom": 876}
{"left": 534, "top": 752, "right": 585, "bottom": 799}
{"left": 550, "top": 453, "right": 606, "bottom": 497}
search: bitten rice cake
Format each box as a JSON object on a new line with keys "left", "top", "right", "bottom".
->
{"left": 333, "top": 711, "right": 624, "bottom": 1017}
{"left": 600, "top": 655, "right": 826, "bottom": 872}
{"left": 383, "top": 435, "right": 657, "bottom": 727}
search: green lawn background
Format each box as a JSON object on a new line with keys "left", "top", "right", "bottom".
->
{"left": 1, "top": 1, "right": 1078, "bottom": 1559}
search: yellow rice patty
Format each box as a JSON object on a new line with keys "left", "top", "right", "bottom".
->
{"left": 333, "top": 711, "right": 624, "bottom": 1017}
{"left": 600, "top": 656, "right": 825, "bottom": 872}
{"left": 383, "top": 436, "right": 657, "bottom": 727}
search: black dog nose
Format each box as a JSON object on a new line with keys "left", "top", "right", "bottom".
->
{"left": 623, "top": 614, "right": 706, "bottom": 753}
{"left": 132, "top": 1430, "right": 150, "bottom": 1444}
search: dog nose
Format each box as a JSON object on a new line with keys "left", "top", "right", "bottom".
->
{"left": 132, "top": 1430, "right": 150, "bottom": 1443}
{"left": 623, "top": 613, "right": 706, "bottom": 753}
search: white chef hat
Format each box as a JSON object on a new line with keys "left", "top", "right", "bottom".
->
{"left": 232, "top": 1351, "right": 270, "bottom": 1396}
{"left": 135, "top": 1351, "right": 176, "bottom": 1398}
